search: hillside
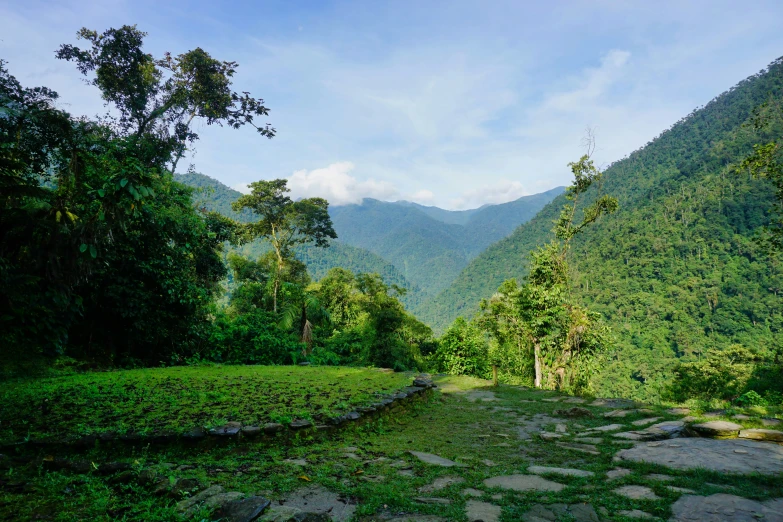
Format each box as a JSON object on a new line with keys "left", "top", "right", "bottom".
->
{"left": 174, "top": 173, "right": 424, "bottom": 307}
{"left": 422, "top": 57, "right": 783, "bottom": 400}
{"left": 329, "top": 188, "right": 563, "bottom": 295}
{"left": 178, "top": 172, "right": 562, "bottom": 302}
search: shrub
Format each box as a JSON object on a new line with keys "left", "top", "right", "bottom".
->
{"left": 734, "top": 390, "right": 767, "bottom": 407}
{"left": 434, "top": 317, "right": 489, "bottom": 378}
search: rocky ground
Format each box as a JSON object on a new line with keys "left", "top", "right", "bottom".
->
{"left": 2, "top": 374, "right": 782, "bottom": 521}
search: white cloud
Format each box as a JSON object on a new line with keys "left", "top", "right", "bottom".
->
{"left": 410, "top": 189, "right": 435, "bottom": 204}
{"left": 450, "top": 180, "right": 529, "bottom": 210}
{"left": 545, "top": 50, "right": 631, "bottom": 112}
{"left": 287, "top": 162, "right": 399, "bottom": 205}
{"left": 231, "top": 183, "right": 252, "bottom": 194}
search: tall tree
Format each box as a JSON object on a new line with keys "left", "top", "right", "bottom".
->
{"left": 480, "top": 148, "right": 618, "bottom": 391}
{"left": 232, "top": 179, "right": 337, "bottom": 312}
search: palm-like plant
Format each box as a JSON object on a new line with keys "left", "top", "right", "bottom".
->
{"left": 278, "top": 283, "right": 331, "bottom": 358}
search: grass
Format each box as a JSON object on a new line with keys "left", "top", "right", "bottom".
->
{"left": 0, "top": 365, "right": 411, "bottom": 444}
{"left": 1, "top": 374, "right": 782, "bottom": 521}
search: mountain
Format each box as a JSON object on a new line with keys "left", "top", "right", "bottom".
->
{"left": 174, "top": 173, "right": 424, "bottom": 308}
{"left": 422, "top": 57, "right": 783, "bottom": 401}
{"left": 329, "top": 188, "right": 563, "bottom": 296}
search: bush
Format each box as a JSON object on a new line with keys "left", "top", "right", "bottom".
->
{"left": 734, "top": 390, "right": 767, "bottom": 407}
{"left": 434, "top": 317, "right": 489, "bottom": 378}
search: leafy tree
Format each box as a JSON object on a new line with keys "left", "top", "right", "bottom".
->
{"left": 1, "top": 24, "right": 275, "bottom": 367}
{"left": 479, "top": 151, "right": 617, "bottom": 391}
{"left": 232, "top": 179, "right": 336, "bottom": 312}
{"left": 278, "top": 282, "right": 331, "bottom": 358}
{"left": 434, "top": 317, "right": 488, "bottom": 378}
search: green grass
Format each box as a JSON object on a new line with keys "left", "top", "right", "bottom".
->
{"left": 2, "top": 374, "right": 782, "bottom": 521}
{"left": 0, "top": 365, "right": 411, "bottom": 444}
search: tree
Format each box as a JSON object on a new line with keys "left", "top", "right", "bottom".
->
{"left": 734, "top": 100, "right": 783, "bottom": 251}
{"left": 232, "top": 179, "right": 336, "bottom": 312}
{"left": 278, "top": 282, "right": 331, "bottom": 358}
{"left": 479, "top": 147, "right": 617, "bottom": 391}
{"left": 1, "top": 24, "right": 275, "bottom": 366}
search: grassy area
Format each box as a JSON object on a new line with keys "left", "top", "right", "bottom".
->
{"left": 0, "top": 365, "right": 411, "bottom": 445}
{"left": 2, "top": 375, "right": 782, "bottom": 521}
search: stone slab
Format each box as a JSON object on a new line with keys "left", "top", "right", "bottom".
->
{"left": 614, "top": 438, "right": 783, "bottom": 475}
{"left": 670, "top": 493, "right": 783, "bottom": 521}
{"left": 691, "top": 421, "right": 742, "bottom": 439}
{"left": 418, "top": 476, "right": 464, "bottom": 493}
{"left": 407, "top": 451, "right": 465, "bottom": 467}
{"left": 738, "top": 429, "right": 783, "bottom": 442}
{"left": 555, "top": 442, "right": 599, "bottom": 455}
{"left": 528, "top": 465, "right": 594, "bottom": 477}
{"left": 613, "top": 485, "right": 660, "bottom": 500}
{"left": 465, "top": 500, "right": 501, "bottom": 522}
{"left": 522, "top": 503, "right": 599, "bottom": 522}
{"left": 279, "top": 485, "right": 355, "bottom": 521}
{"left": 483, "top": 474, "right": 565, "bottom": 492}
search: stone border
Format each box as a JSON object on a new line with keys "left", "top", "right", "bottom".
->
{"left": 2, "top": 375, "right": 436, "bottom": 452}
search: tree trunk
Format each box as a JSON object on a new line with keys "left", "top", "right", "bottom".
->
{"left": 492, "top": 365, "right": 498, "bottom": 387}
{"left": 534, "top": 342, "right": 542, "bottom": 388}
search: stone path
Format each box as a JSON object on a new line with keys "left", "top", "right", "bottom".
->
{"left": 614, "top": 437, "right": 783, "bottom": 474}
{"left": 670, "top": 494, "right": 783, "bottom": 521}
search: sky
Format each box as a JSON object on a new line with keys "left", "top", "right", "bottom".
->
{"left": 2, "top": 1, "right": 783, "bottom": 209}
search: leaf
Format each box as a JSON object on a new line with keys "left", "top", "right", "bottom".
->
{"left": 89, "top": 245, "right": 97, "bottom": 259}
{"left": 298, "top": 475, "right": 311, "bottom": 481}
{"left": 55, "top": 211, "right": 62, "bottom": 223}
{"left": 79, "top": 244, "right": 88, "bottom": 253}
{"left": 352, "top": 469, "right": 364, "bottom": 475}
{"left": 120, "top": 178, "right": 128, "bottom": 188}
{"left": 98, "top": 189, "right": 105, "bottom": 197}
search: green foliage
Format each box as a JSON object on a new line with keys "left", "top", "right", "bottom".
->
{"left": 668, "top": 345, "right": 768, "bottom": 401}
{"left": 0, "top": 25, "right": 273, "bottom": 370}
{"left": 433, "top": 317, "right": 489, "bottom": 378}
{"left": 423, "top": 56, "right": 783, "bottom": 401}
{"left": 734, "top": 390, "right": 767, "bottom": 407}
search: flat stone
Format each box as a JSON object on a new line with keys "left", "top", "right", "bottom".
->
{"left": 670, "top": 493, "right": 783, "bottom": 521}
{"left": 258, "top": 506, "right": 305, "bottom": 521}
{"left": 483, "top": 474, "right": 564, "bottom": 492}
{"left": 644, "top": 473, "right": 675, "bottom": 482}
{"left": 279, "top": 485, "right": 355, "bottom": 521}
{"left": 604, "top": 409, "right": 634, "bottom": 418}
{"left": 614, "top": 421, "right": 685, "bottom": 442}
{"left": 241, "top": 426, "right": 262, "bottom": 437}
{"left": 263, "top": 423, "right": 284, "bottom": 434}
{"left": 522, "top": 503, "right": 599, "bottom": 522}
{"left": 691, "top": 421, "right": 743, "bottom": 439}
{"left": 462, "top": 488, "right": 484, "bottom": 497}
{"left": 555, "top": 442, "right": 599, "bottom": 455}
{"left": 418, "top": 476, "right": 464, "bottom": 493}
{"left": 563, "top": 397, "right": 587, "bottom": 404}
{"left": 481, "top": 459, "right": 496, "bottom": 467}
{"left": 614, "top": 438, "right": 783, "bottom": 475}
{"left": 528, "top": 466, "right": 594, "bottom": 478}
{"left": 289, "top": 419, "right": 313, "bottom": 430}
{"left": 408, "top": 451, "right": 465, "bottom": 467}
{"left": 632, "top": 417, "right": 662, "bottom": 426}
{"left": 738, "top": 429, "right": 783, "bottom": 442}
{"left": 732, "top": 414, "right": 753, "bottom": 421}
{"left": 177, "top": 485, "right": 226, "bottom": 512}
{"left": 667, "top": 408, "right": 691, "bottom": 415}
{"left": 541, "top": 397, "right": 562, "bottom": 402}
{"left": 762, "top": 418, "right": 782, "bottom": 427}
{"left": 397, "top": 469, "right": 415, "bottom": 477}
{"left": 613, "top": 485, "right": 659, "bottom": 500}
{"left": 555, "top": 424, "right": 568, "bottom": 433}
{"left": 465, "top": 500, "right": 501, "bottom": 522}
{"left": 667, "top": 486, "right": 696, "bottom": 494}
{"left": 517, "top": 427, "right": 532, "bottom": 440}
{"left": 617, "top": 510, "right": 655, "bottom": 519}
{"left": 587, "top": 423, "right": 625, "bottom": 432}
{"left": 414, "top": 497, "right": 452, "bottom": 505}
{"left": 606, "top": 468, "right": 631, "bottom": 480}
{"left": 186, "top": 492, "right": 244, "bottom": 516}
{"left": 539, "top": 432, "right": 563, "bottom": 441}
{"left": 209, "top": 422, "right": 242, "bottom": 436}
{"left": 212, "top": 496, "right": 271, "bottom": 522}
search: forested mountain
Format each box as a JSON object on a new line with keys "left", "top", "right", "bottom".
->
{"left": 177, "top": 172, "right": 562, "bottom": 301}
{"left": 423, "top": 57, "right": 783, "bottom": 400}
{"left": 174, "top": 173, "right": 423, "bottom": 307}
{"left": 329, "top": 188, "right": 563, "bottom": 295}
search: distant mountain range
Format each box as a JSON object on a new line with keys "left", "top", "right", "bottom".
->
{"left": 175, "top": 172, "right": 562, "bottom": 308}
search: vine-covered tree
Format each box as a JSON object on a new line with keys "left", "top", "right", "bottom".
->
{"left": 232, "top": 179, "right": 337, "bottom": 312}
{"left": 480, "top": 148, "right": 618, "bottom": 392}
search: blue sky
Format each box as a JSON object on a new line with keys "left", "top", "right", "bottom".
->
{"left": 3, "top": 1, "right": 783, "bottom": 209}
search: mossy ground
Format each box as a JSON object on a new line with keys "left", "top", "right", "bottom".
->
{"left": 0, "top": 365, "right": 410, "bottom": 445}
{"left": 1, "top": 373, "right": 782, "bottom": 521}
